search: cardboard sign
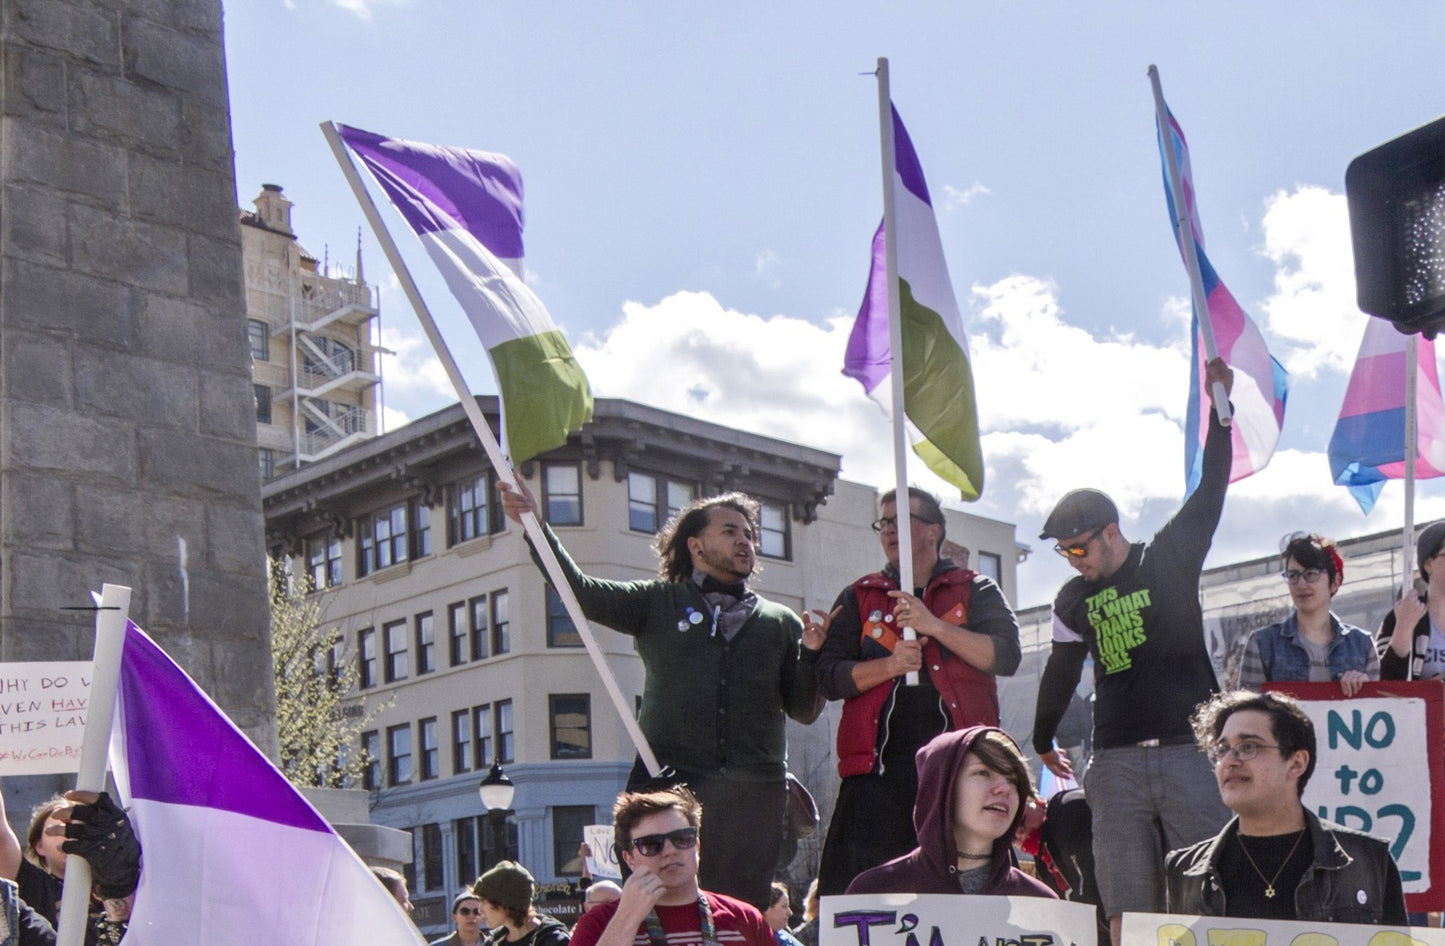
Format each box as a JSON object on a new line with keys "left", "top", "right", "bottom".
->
{"left": 820, "top": 893, "right": 1098, "bottom": 946}
{"left": 0, "top": 662, "right": 92, "bottom": 775}
{"left": 1264, "top": 681, "right": 1445, "bottom": 910}
{"left": 1123, "top": 911, "right": 1444, "bottom": 946}
{"left": 584, "top": 824, "right": 622, "bottom": 880}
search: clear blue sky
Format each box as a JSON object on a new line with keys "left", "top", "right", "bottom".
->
{"left": 227, "top": 1, "right": 1445, "bottom": 606}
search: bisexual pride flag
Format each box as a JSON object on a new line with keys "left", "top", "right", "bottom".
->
{"left": 1157, "top": 103, "right": 1288, "bottom": 496}
{"left": 109, "top": 620, "right": 424, "bottom": 946}
{"left": 337, "top": 125, "right": 592, "bottom": 465}
{"left": 845, "top": 104, "right": 984, "bottom": 500}
{"left": 1328, "top": 318, "right": 1445, "bottom": 513}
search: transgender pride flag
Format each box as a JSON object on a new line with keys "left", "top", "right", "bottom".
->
{"left": 1156, "top": 102, "right": 1289, "bottom": 496}
{"left": 109, "top": 621, "right": 424, "bottom": 946}
{"left": 337, "top": 125, "right": 592, "bottom": 465}
{"left": 1328, "top": 318, "right": 1445, "bottom": 513}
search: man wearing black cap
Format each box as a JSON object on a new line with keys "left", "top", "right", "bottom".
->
{"left": 1032, "top": 358, "right": 1234, "bottom": 946}
{"left": 1377, "top": 519, "right": 1445, "bottom": 680}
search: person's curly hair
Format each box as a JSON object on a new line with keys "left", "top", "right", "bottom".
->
{"left": 653, "top": 492, "right": 761, "bottom": 583}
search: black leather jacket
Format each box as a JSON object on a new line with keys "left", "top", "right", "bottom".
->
{"left": 1166, "top": 811, "right": 1407, "bottom": 925}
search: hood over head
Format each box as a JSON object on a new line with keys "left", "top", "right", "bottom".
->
{"left": 911, "top": 725, "right": 1031, "bottom": 879}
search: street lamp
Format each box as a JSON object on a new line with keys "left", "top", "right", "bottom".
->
{"left": 478, "top": 760, "right": 515, "bottom": 866}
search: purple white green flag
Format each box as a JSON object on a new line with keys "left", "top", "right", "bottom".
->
{"left": 337, "top": 124, "right": 592, "bottom": 464}
{"left": 108, "top": 620, "right": 425, "bottom": 946}
{"left": 844, "top": 104, "right": 983, "bottom": 500}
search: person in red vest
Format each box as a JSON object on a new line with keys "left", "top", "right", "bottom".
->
{"left": 812, "top": 487, "right": 1021, "bottom": 896}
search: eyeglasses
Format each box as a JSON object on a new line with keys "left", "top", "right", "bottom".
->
{"left": 1205, "top": 740, "right": 1281, "bottom": 766}
{"left": 1054, "top": 527, "right": 1102, "bottom": 559}
{"left": 1281, "top": 568, "right": 1326, "bottom": 585}
{"left": 629, "top": 827, "right": 699, "bottom": 856}
{"left": 457, "top": 908, "right": 482, "bottom": 917}
{"left": 871, "top": 516, "right": 942, "bottom": 533}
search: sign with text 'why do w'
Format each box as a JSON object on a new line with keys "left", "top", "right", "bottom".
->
{"left": 1266, "top": 681, "right": 1444, "bottom": 911}
{"left": 821, "top": 894, "right": 1097, "bottom": 946}
{"left": 0, "top": 661, "right": 93, "bottom": 775}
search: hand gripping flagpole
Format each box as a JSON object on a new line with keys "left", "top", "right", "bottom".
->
{"left": 57, "top": 583, "right": 132, "bottom": 946}
{"left": 875, "top": 58, "right": 920, "bottom": 685}
{"left": 1149, "top": 65, "right": 1232, "bottom": 427}
{"left": 321, "top": 122, "right": 662, "bottom": 777}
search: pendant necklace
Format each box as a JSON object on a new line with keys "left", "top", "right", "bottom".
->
{"left": 1236, "top": 830, "right": 1305, "bottom": 899}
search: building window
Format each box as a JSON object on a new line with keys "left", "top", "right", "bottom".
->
{"left": 452, "top": 709, "right": 473, "bottom": 774}
{"left": 387, "top": 723, "right": 412, "bottom": 786}
{"left": 258, "top": 448, "right": 275, "bottom": 481}
{"left": 307, "top": 535, "right": 342, "bottom": 589}
{"left": 628, "top": 472, "right": 695, "bottom": 533}
{"left": 383, "top": 620, "right": 408, "bottom": 683}
{"left": 415, "top": 612, "right": 435, "bottom": 675}
{"left": 248, "top": 319, "right": 270, "bottom": 361}
{"left": 421, "top": 822, "right": 443, "bottom": 891}
{"left": 473, "top": 703, "right": 493, "bottom": 767}
{"left": 419, "top": 717, "right": 439, "bottom": 781}
{"left": 456, "top": 816, "right": 477, "bottom": 889}
{"left": 496, "top": 699, "right": 514, "bottom": 763}
{"left": 549, "top": 694, "right": 591, "bottom": 760}
{"left": 758, "top": 500, "right": 790, "bottom": 560}
{"left": 542, "top": 463, "right": 582, "bottom": 525}
{"left": 552, "top": 806, "right": 594, "bottom": 877}
{"left": 361, "top": 730, "right": 381, "bottom": 790}
{"left": 546, "top": 585, "right": 581, "bottom": 648}
{"left": 448, "top": 602, "right": 468, "bottom": 666}
{"left": 450, "top": 472, "right": 498, "bottom": 545}
{"left": 978, "top": 551, "right": 1002, "bottom": 586}
{"left": 470, "top": 595, "right": 490, "bottom": 660}
{"left": 492, "top": 591, "right": 510, "bottom": 656}
{"left": 254, "top": 385, "right": 272, "bottom": 425}
{"left": 459, "top": 813, "right": 518, "bottom": 874}
{"left": 358, "top": 504, "right": 408, "bottom": 576}
{"left": 357, "top": 629, "right": 377, "bottom": 689}
{"left": 412, "top": 501, "right": 432, "bottom": 559}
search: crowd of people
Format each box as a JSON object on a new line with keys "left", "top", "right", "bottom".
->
{"left": 1, "top": 357, "right": 1431, "bottom": 946}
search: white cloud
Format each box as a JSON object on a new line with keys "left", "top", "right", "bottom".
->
{"left": 1258, "top": 186, "right": 1364, "bottom": 378}
{"left": 755, "top": 250, "right": 780, "bottom": 278}
{"left": 943, "top": 183, "right": 991, "bottom": 209}
{"left": 375, "top": 322, "right": 454, "bottom": 419}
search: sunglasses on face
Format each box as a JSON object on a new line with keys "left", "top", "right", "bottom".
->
{"left": 1054, "top": 527, "right": 1103, "bottom": 559}
{"left": 457, "top": 907, "right": 482, "bottom": 917}
{"left": 629, "top": 826, "right": 699, "bottom": 856}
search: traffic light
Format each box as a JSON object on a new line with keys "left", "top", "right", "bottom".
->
{"left": 1347, "top": 115, "right": 1445, "bottom": 338}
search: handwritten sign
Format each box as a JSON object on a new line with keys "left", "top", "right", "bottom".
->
{"left": 820, "top": 893, "right": 1098, "bottom": 946}
{"left": 584, "top": 824, "right": 622, "bottom": 880}
{"left": 1265, "top": 681, "right": 1444, "bottom": 910}
{"left": 1123, "top": 911, "right": 1445, "bottom": 946}
{"left": 0, "top": 662, "right": 92, "bottom": 775}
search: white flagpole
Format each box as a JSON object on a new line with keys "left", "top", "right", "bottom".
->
{"left": 57, "top": 583, "right": 131, "bottom": 946}
{"left": 875, "top": 58, "right": 919, "bottom": 685}
{"left": 1148, "top": 65, "right": 1232, "bottom": 427}
{"left": 1404, "top": 333, "right": 1419, "bottom": 589}
{"left": 321, "top": 122, "right": 662, "bottom": 777}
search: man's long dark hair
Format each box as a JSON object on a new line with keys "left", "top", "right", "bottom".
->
{"left": 653, "top": 492, "right": 761, "bottom": 583}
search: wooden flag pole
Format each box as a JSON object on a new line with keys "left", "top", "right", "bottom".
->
{"left": 1149, "top": 65, "right": 1232, "bottom": 426}
{"left": 322, "top": 122, "right": 662, "bottom": 777}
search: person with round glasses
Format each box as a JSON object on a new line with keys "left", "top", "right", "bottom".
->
{"left": 1234, "top": 533, "right": 1378, "bottom": 695}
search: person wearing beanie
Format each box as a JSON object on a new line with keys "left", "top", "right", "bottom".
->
{"left": 474, "top": 861, "right": 570, "bottom": 946}
{"left": 1377, "top": 519, "right": 1445, "bottom": 680}
{"left": 431, "top": 892, "right": 486, "bottom": 946}
{"left": 1031, "top": 358, "right": 1235, "bottom": 946}
{"left": 1235, "top": 533, "right": 1378, "bottom": 695}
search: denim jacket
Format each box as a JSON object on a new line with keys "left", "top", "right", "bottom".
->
{"left": 1235, "top": 613, "right": 1379, "bottom": 692}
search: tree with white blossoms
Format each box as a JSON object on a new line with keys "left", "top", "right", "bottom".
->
{"left": 269, "top": 563, "right": 389, "bottom": 789}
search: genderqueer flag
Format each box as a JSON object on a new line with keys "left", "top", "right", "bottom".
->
{"left": 844, "top": 104, "right": 984, "bottom": 500}
{"left": 337, "top": 125, "right": 592, "bottom": 464}
{"left": 1328, "top": 318, "right": 1445, "bottom": 513}
{"left": 108, "top": 620, "right": 425, "bottom": 946}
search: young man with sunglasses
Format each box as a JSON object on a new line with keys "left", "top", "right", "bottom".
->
{"left": 570, "top": 787, "right": 773, "bottom": 946}
{"left": 1166, "top": 690, "right": 1406, "bottom": 924}
{"left": 431, "top": 892, "right": 486, "bottom": 946}
{"left": 1032, "top": 358, "right": 1235, "bottom": 946}
{"left": 813, "top": 487, "right": 1021, "bottom": 895}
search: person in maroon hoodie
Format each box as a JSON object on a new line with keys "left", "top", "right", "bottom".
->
{"left": 846, "top": 727, "right": 1056, "bottom": 898}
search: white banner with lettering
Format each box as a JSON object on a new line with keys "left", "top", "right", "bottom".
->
{"left": 820, "top": 894, "right": 1097, "bottom": 946}
{"left": 1123, "top": 912, "right": 1443, "bottom": 946}
{"left": 0, "top": 661, "right": 92, "bottom": 775}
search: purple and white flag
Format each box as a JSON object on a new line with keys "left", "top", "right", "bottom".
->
{"left": 108, "top": 620, "right": 424, "bottom": 946}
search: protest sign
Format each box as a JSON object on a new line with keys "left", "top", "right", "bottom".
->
{"left": 820, "top": 893, "right": 1097, "bottom": 946}
{"left": 583, "top": 824, "right": 622, "bottom": 879}
{"left": 1265, "top": 681, "right": 1444, "bottom": 910}
{"left": 1123, "top": 911, "right": 1443, "bottom": 946}
{"left": 0, "top": 662, "right": 92, "bottom": 775}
